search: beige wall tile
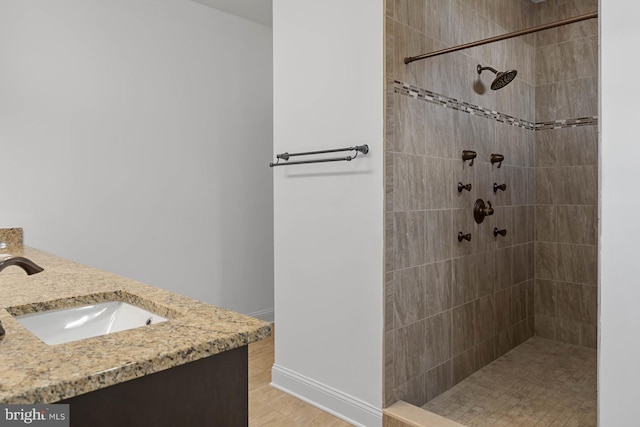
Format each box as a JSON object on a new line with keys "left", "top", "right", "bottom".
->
{"left": 535, "top": 205, "right": 556, "bottom": 241}
{"left": 534, "top": 315, "right": 557, "bottom": 340}
{"left": 511, "top": 167, "right": 530, "bottom": 207}
{"left": 395, "top": 374, "right": 427, "bottom": 407}
{"left": 495, "top": 288, "right": 512, "bottom": 332}
{"left": 557, "top": 37, "right": 598, "bottom": 81}
{"left": 476, "top": 251, "right": 497, "bottom": 298}
{"left": 392, "top": 94, "right": 427, "bottom": 155}
{"left": 535, "top": 242, "right": 558, "bottom": 280}
{"left": 556, "top": 282, "right": 597, "bottom": 324}
{"left": 452, "top": 302, "right": 475, "bottom": 355}
{"left": 452, "top": 347, "right": 477, "bottom": 384}
{"left": 425, "top": 209, "right": 453, "bottom": 263}
{"left": 511, "top": 282, "right": 528, "bottom": 324}
{"left": 582, "top": 322, "right": 597, "bottom": 349}
{"left": 556, "top": 243, "right": 597, "bottom": 285}
{"left": 526, "top": 280, "right": 535, "bottom": 318}
{"left": 526, "top": 168, "right": 536, "bottom": 206}
{"left": 386, "top": 0, "right": 394, "bottom": 18}
{"left": 512, "top": 205, "right": 532, "bottom": 245}
{"left": 495, "top": 246, "right": 514, "bottom": 289}
{"left": 557, "top": 205, "right": 597, "bottom": 245}
{"left": 535, "top": 167, "right": 558, "bottom": 205}
{"left": 557, "top": 318, "right": 581, "bottom": 346}
{"left": 424, "top": 156, "right": 450, "bottom": 209}
{"left": 475, "top": 294, "right": 496, "bottom": 343}
{"left": 393, "top": 153, "right": 427, "bottom": 211}
{"left": 536, "top": 44, "right": 559, "bottom": 85}
{"left": 386, "top": 272, "right": 395, "bottom": 332}
{"left": 385, "top": 330, "right": 395, "bottom": 406}
{"left": 394, "top": 211, "right": 427, "bottom": 269}
{"left": 394, "top": 320, "right": 427, "bottom": 385}
{"left": 394, "top": 266, "right": 426, "bottom": 328}
{"left": 453, "top": 111, "right": 496, "bottom": 161}
{"left": 557, "top": 166, "right": 597, "bottom": 205}
{"left": 424, "top": 102, "right": 456, "bottom": 158}
{"left": 556, "top": 125, "right": 598, "bottom": 167}
{"left": 534, "top": 279, "right": 557, "bottom": 317}
{"left": 496, "top": 327, "right": 514, "bottom": 357}
{"left": 425, "top": 261, "right": 453, "bottom": 317}
{"left": 386, "top": 153, "right": 395, "bottom": 213}
{"left": 425, "top": 311, "right": 452, "bottom": 369}
{"left": 513, "top": 243, "right": 530, "bottom": 284}
{"left": 386, "top": 18, "right": 396, "bottom": 82}
{"left": 476, "top": 336, "right": 497, "bottom": 368}
{"left": 557, "top": 1, "right": 598, "bottom": 42}
{"left": 526, "top": 242, "right": 535, "bottom": 278}
{"left": 386, "top": 212, "right": 395, "bottom": 272}
{"left": 535, "top": 83, "right": 557, "bottom": 122}
{"left": 536, "top": 130, "right": 557, "bottom": 167}
{"left": 554, "top": 77, "right": 598, "bottom": 120}
{"left": 513, "top": 318, "right": 529, "bottom": 346}
{"left": 426, "top": 361, "right": 453, "bottom": 402}
{"left": 394, "top": 0, "right": 426, "bottom": 34}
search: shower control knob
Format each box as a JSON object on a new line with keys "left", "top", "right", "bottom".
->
{"left": 458, "top": 232, "right": 472, "bottom": 242}
{"left": 494, "top": 228, "right": 507, "bottom": 238}
{"left": 473, "top": 199, "right": 494, "bottom": 224}
{"left": 458, "top": 182, "right": 472, "bottom": 192}
{"left": 493, "top": 183, "right": 507, "bottom": 193}
{"left": 462, "top": 150, "right": 477, "bottom": 166}
{"left": 490, "top": 154, "right": 505, "bottom": 168}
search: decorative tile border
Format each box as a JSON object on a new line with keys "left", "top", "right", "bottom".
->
{"left": 393, "top": 80, "right": 598, "bottom": 131}
{"left": 535, "top": 117, "right": 599, "bottom": 130}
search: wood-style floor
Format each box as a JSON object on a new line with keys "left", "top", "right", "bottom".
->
{"left": 248, "top": 329, "right": 352, "bottom": 426}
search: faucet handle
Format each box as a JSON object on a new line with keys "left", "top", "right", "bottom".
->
{"left": 493, "top": 183, "right": 507, "bottom": 193}
{"left": 494, "top": 228, "right": 507, "bottom": 237}
{"left": 486, "top": 200, "right": 494, "bottom": 216}
{"left": 457, "top": 182, "right": 472, "bottom": 192}
{"left": 473, "top": 199, "right": 495, "bottom": 224}
{"left": 490, "top": 153, "right": 504, "bottom": 168}
{"left": 462, "top": 150, "right": 477, "bottom": 166}
{"left": 458, "top": 232, "right": 472, "bottom": 242}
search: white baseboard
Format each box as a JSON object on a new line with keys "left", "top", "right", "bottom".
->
{"left": 247, "top": 308, "right": 274, "bottom": 323}
{"left": 270, "top": 364, "right": 382, "bottom": 427}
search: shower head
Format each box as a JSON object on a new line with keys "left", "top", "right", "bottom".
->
{"left": 477, "top": 64, "right": 518, "bottom": 90}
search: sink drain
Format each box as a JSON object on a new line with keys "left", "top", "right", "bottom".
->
{"left": 145, "top": 318, "right": 152, "bottom": 326}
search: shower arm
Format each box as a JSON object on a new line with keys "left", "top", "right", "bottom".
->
{"left": 478, "top": 65, "right": 498, "bottom": 75}
{"left": 404, "top": 11, "right": 598, "bottom": 64}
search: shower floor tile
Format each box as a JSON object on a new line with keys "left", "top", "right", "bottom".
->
{"left": 422, "top": 337, "right": 596, "bottom": 426}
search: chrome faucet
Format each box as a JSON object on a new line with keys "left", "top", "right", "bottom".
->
{"left": 0, "top": 255, "right": 44, "bottom": 275}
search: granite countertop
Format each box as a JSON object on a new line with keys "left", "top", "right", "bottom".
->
{"left": 0, "top": 246, "right": 271, "bottom": 404}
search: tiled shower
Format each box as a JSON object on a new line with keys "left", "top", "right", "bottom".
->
{"left": 384, "top": 0, "right": 598, "bottom": 414}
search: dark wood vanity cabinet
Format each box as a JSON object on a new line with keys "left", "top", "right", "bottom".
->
{"left": 60, "top": 346, "right": 248, "bottom": 427}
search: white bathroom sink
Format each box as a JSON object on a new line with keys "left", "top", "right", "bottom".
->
{"left": 14, "top": 301, "right": 168, "bottom": 345}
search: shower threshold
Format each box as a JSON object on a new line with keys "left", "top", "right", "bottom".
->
{"left": 420, "top": 337, "right": 597, "bottom": 426}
